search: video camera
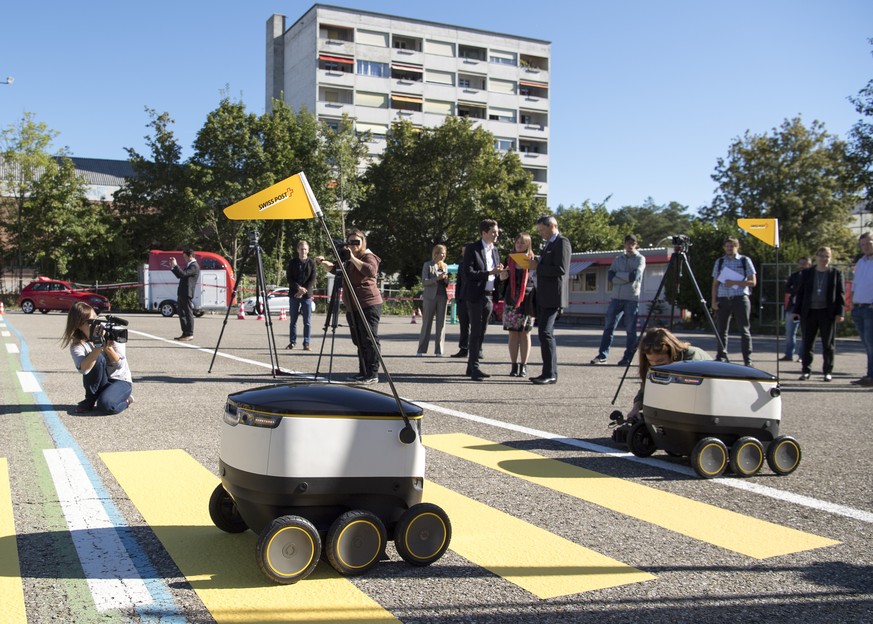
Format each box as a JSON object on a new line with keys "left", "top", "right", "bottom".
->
{"left": 609, "top": 409, "right": 632, "bottom": 444}
{"left": 333, "top": 239, "right": 352, "bottom": 263}
{"left": 671, "top": 234, "right": 691, "bottom": 252}
{"left": 89, "top": 315, "right": 129, "bottom": 345}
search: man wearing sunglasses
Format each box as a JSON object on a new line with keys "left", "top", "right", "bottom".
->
{"left": 316, "top": 230, "right": 383, "bottom": 384}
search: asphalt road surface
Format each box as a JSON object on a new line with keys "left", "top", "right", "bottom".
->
{"left": 1, "top": 309, "right": 871, "bottom": 623}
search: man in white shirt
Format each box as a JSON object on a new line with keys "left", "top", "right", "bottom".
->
{"left": 851, "top": 231, "right": 873, "bottom": 387}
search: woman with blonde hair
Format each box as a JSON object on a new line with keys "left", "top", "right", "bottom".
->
{"left": 498, "top": 232, "right": 536, "bottom": 376}
{"left": 61, "top": 302, "right": 133, "bottom": 414}
{"left": 417, "top": 244, "right": 449, "bottom": 356}
{"left": 626, "top": 327, "right": 709, "bottom": 421}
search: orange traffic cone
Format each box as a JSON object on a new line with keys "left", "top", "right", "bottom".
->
{"left": 237, "top": 304, "right": 246, "bottom": 320}
{"left": 279, "top": 307, "right": 287, "bottom": 321}
{"left": 0, "top": 301, "right": 5, "bottom": 316}
{"left": 256, "top": 309, "right": 265, "bottom": 320}
{"left": 410, "top": 309, "right": 417, "bottom": 324}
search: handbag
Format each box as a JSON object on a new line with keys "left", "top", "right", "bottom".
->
{"left": 523, "top": 287, "right": 537, "bottom": 317}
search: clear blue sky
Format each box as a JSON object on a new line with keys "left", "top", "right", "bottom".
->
{"left": 2, "top": 1, "right": 871, "bottom": 212}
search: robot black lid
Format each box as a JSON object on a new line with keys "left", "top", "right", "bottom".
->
{"left": 227, "top": 382, "right": 424, "bottom": 418}
{"left": 650, "top": 360, "right": 778, "bottom": 382}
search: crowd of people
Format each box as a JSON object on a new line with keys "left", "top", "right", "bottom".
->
{"left": 60, "top": 227, "right": 873, "bottom": 415}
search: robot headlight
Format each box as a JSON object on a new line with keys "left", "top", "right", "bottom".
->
{"left": 223, "top": 402, "right": 281, "bottom": 428}
{"left": 648, "top": 372, "right": 703, "bottom": 386}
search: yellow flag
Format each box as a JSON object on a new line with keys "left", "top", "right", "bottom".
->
{"left": 223, "top": 172, "right": 321, "bottom": 220}
{"left": 737, "top": 218, "right": 780, "bottom": 248}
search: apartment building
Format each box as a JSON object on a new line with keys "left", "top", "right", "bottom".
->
{"left": 265, "top": 5, "right": 551, "bottom": 199}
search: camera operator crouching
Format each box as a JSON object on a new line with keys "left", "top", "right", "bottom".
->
{"left": 61, "top": 302, "right": 133, "bottom": 414}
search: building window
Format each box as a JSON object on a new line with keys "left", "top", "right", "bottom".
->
{"left": 356, "top": 60, "right": 389, "bottom": 78}
{"left": 356, "top": 91, "right": 389, "bottom": 108}
{"left": 458, "top": 44, "right": 486, "bottom": 61}
{"left": 319, "top": 55, "right": 353, "bottom": 74}
{"left": 584, "top": 273, "right": 597, "bottom": 292}
{"left": 319, "top": 24, "right": 353, "bottom": 42}
{"left": 392, "top": 35, "right": 422, "bottom": 52}
{"left": 391, "top": 63, "right": 423, "bottom": 82}
{"left": 426, "top": 69, "right": 455, "bottom": 86}
{"left": 458, "top": 73, "right": 486, "bottom": 91}
{"left": 321, "top": 118, "right": 341, "bottom": 132}
{"left": 424, "top": 100, "right": 454, "bottom": 115}
{"left": 457, "top": 103, "right": 486, "bottom": 120}
{"left": 488, "top": 107, "right": 516, "bottom": 123}
{"left": 489, "top": 78, "right": 516, "bottom": 94}
{"left": 494, "top": 138, "right": 515, "bottom": 152}
{"left": 319, "top": 87, "right": 353, "bottom": 104}
{"left": 426, "top": 39, "right": 455, "bottom": 57}
{"left": 391, "top": 94, "right": 423, "bottom": 112}
{"left": 489, "top": 50, "right": 517, "bottom": 65}
{"left": 357, "top": 29, "right": 388, "bottom": 47}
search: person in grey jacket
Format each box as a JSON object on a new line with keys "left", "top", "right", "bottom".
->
{"left": 417, "top": 244, "right": 449, "bottom": 356}
{"left": 591, "top": 234, "right": 646, "bottom": 366}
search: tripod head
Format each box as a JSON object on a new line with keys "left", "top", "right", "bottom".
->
{"left": 247, "top": 230, "right": 260, "bottom": 249}
{"left": 671, "top": 234, "right": 691, "bottom": 254}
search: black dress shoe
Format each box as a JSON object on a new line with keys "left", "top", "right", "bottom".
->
{"left": 530, "top": 376, "right": 557, "bottom": 385}
{"left": 518, "top": 364, "right": 527, "bottom": 377}
{"left": 451, "top": 349, "right": 469, "bottom": 358}
{"left": 470, "top": 370, "right": 490, "bottom": 380}
{"left": 510, "top": 363, "right": 519, "bottom": 376}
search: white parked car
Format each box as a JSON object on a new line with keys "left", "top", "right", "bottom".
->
{"left": 242, "top": 287, "right": 292, "bottom": 315}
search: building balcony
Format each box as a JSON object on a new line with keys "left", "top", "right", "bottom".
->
{"left": 318, "top": 69, "right": 355, "bottom": 88}
{"left": 318, "top": 39, "right": 355, "bottom": 57}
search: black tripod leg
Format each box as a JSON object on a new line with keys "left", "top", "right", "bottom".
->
{"left": 253, "top": 243, "right": 282, "bottom": 377}
{"left": 611, "top": 252, "right": 677, "bottom": 404}
{"left": 679, "top": 252, "right": 726, "bottom": 355}
{"left": 209, "top": 243, "right": 253, "bottom": 373}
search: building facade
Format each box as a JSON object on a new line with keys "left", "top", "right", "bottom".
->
{"left": 266, "top": 5, "right": 551, "bottom": 200}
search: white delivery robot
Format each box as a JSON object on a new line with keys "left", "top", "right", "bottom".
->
{"left": 209, "top": 382, "right": 451, "bottom": 584}
{"left": 625, "top": 360, "right": 801, "bottom": 479}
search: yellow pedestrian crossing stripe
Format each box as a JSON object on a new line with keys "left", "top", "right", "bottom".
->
{"left": 101, "top": 450, "right": 400, "bottom": 624}
{"left": 424, "top": 433, "right": 840, "bottom": 559}
{"left": 424, "top": 482, "right": 654, "bottom": 598}
{"left": 0, "top": 458, "right": 27, "bottom": 624}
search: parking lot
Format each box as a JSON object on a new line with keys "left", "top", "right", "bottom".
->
{"left": 1, "top": 309, "right": 871, "bottom": 623}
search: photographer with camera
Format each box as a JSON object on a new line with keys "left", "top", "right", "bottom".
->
{"left": 61, "top": 302, "right": 133, "bottom": 414}
{"left": 316, "top": 229, "right": 383, "bottom": 384}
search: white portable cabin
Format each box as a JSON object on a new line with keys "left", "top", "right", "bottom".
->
{"left": 140, "top": 250, "right": 235, "bottom": 317}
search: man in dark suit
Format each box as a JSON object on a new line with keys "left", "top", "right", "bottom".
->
{"left": 461, "top": 219, "right": 503, "bottom": 381}
{"left": 450, "top": 246, "right": 472, "bottom": 358}
{"left": 529, "top": 215, "right": 572, "bottom": 384}
{"left": 170, "top": 249, "right": 199, "bottom": 341}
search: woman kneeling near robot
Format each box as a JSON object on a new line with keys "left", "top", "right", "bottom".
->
{"left": 62, "top": 302, "right": 133, "bottom": 414}
{"left": 626, "top": 327, "right": 710, "bottom": 421}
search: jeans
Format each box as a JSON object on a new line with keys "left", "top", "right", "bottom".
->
{"left": 82, "top": 353, "right": 132, "bottom": 414}
{"left": 852, "top": 305, "right": 873, "bottom": 378}
{"left": 716, "top": 295, "right": 752, "bottom": 362}
{"left": 289, "top": 296, "right": 312, "bottom": 346}
{"left": 784, "top": 310, "right": 802, "bottom": 358}
{"left": 596, "top": 298, "right": 639, "bottom": 361}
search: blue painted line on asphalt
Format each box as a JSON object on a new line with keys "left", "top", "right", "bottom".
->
{"left": 5, "top": 318, "right": 187, "bottom": 623}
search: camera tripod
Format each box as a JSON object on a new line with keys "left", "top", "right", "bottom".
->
{"left": 611, "top": 242, "right": 726, "bottom": 404}
{"left": 311, "top": 263, "right": 345, "bottom": 381}
{"left": 209, "top": 231, "right": 283, "bottom": 376}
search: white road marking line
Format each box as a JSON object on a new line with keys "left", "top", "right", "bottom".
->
{"left": 6, "top": 343, "right": 19, "bottom": 353}
{"left": 16, "top": 371, "right": 41, "bottom": 393}
{"left": 141, "top": 331, "right": 872, "bottom": 526}
{"left": 43, "top": 448, "right": 153, "bottom": 612}
{"left": 1, "top": 330, "right": 10, "bottom": 337}
{"left": 414, "top": 400, "right": 873, "bottom": 525}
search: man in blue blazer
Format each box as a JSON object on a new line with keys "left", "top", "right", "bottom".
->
{"left": 529, "top": 215, "right": 572, "bottom": 384}
{"left": 461, "top": 219, "right": 503, "bottom": 381}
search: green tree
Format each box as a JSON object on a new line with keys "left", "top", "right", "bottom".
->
{"left": 353, "top": 117, "right": 540, "bottom": 283}
{"left": 322, "top": 113, "right": 369, "bottom": 234}
{"left": 847, "top": 39, "right": 873, "bottom": 226}
{"left": 186, "top": 97, "right": 270, "bottom": 270}
{"left": 555, "top": 201, "right": 623, "bottom": 252}
{"left": 706, "top": 117, "right": 859, "bottom": 256}
{"left": 113, "top": 108, "right": 192, "bottom": 262}
{"left": 609, "top": 198, "right": 694, "bottom": 247}
{"left": 0, "top": 112, "right": 58, "bottom": 289}
{"left": 24, "top": 155, "right": 113, "bottom": 279}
